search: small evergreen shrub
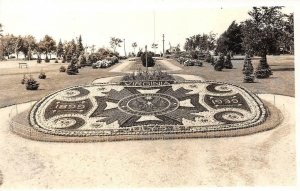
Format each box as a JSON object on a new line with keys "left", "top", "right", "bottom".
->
{"left": 214, "top": 54, "right": 225, "bottom": 71}
{"left": 59, "top": 66, "right": 66, "bottom": 72}
{"left": 67, "top": 57, "right": 79, "bottom": 75}
{"left": 243, "top": 54, "right": 254, "bottom": 83}
{"left": 25, "top": 77, "right": 39, "bottom": 90}
{"left": 255, "top": 56, "right": 273, "bottom": 79}
{"left": 224, "top": 53, "right": 233, "bottom": 69}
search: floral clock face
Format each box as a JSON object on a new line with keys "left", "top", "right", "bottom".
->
{"left": 29, "top": 81, "right": 267, "bottom": 137}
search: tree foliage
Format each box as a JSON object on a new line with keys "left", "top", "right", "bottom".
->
{"left": 39, "top": 35, "right": 56, "bottom": 58}
{"left": 110, "top": 37, "right": 123, "bottom": 53}
{"left": 132, "top": 42, "right": 137, "bottom": 54}
{"left": 241, "top": 6, "right": 285, "bottom": 56}
{"left": 76, "top": 35, "right": 84, "bottom": 57}
{"left": 184, "top": 32, "right": 216, "bottom": 53}
{"left": 56, "top": 39, "right": 64, "bottom": 59}
{"left": 216, "top": 21, "right": 243, "bottom": 55}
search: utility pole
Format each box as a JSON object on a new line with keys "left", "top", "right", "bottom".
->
{"left": 145, "top": 45, "right": 148, "bottom": 72}
{"left": 162, "top": 34, "right": 165, "bottom": 56}
{"left": 123, "top": 39, "right": 126, "bottom": 57}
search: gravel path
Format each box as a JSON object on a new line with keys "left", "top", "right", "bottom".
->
{"left": 0, "top": 94, "right": 295, "bottom": 188}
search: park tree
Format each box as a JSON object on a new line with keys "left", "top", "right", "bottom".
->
{"left": 22, "top": 35, "right": 37, "bottom": 60}
{"left": 216, "top": 21, "right": 243, "bottom": 55}
{"left": 76, "top": 35, "right": 84, "bottom": 57}
{"left": 37, "top": 40, "right": 46, "bottom": 60}
{"left": 110, "top": 37, "right": 123, "bottom": 53}
{"left": 0, "top": 23, "right": 3, "bottom": 59}
{"left": 56, "top": 39, "right": 64, "bottom": 59}
{"left": 66, "top": 39, "right": 76, "bottom": 62}
{"left": 241, "top": 6, "right": 285, "bottom": 78}
{"left": 132, "top": 42, "right": 137, "bottom": 54}
{"left": 0, "top": 23, "right": 3, "bottom": 37}
{"left": 14, "top": 36, "right": 24, "bottom": 59}
{"left": 0, "top": 34, "right": 16, "bottom": 59}
{"left": 40, "top": 35, "right": 56, "bottom": 59}
{"left": 279, "top": 13, "right": 294, "bottom": 54}
{"left": 184, "top": 32, "right": 216, "bottom": 53}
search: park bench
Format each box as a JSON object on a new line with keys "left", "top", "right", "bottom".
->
{"left": 19, "top": 63, "right": 28, "bottom": 68}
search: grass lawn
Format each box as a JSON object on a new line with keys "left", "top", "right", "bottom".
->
{"left": 168, "top": 55, "right": 294, "bottom": 97}
{"left": 0, "top": 60, "right": 125, "bottom": 108}
{"left": 0, "top": 55, "right": 294, "bottom": 108}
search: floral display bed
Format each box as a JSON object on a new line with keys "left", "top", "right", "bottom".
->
{"left": 18, "top": 79, "right": 275, "bottom": 142}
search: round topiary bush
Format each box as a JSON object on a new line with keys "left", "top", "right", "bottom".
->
{"left": 39, "top": 72, "right": 46, "bottom": 79}
{"left": 141, "top": 52, "right": 155, "bottom": 67}
{"left": 59, "top": 66, "right": 66, "bottom": 72}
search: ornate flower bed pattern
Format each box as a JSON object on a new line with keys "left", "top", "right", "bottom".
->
{"left": 28, "top": 80, "right": 268, "bottom": 139}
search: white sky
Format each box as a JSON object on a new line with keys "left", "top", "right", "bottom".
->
{"left": 0, "top": 0, "right": 294, "bottom": 55}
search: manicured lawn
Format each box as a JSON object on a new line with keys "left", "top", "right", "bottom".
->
{"left": 168, "top": 55, "right": 294, "bottom": 97}
{"left": 0, "top": 55, "right": 294, "bottom": 108}
{"left": 0, "top": 60, "right": 125, "bottom": 108}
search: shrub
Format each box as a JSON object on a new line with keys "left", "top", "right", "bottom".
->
{"left": 21, "top": 74, "right": 27, "bottom": 84}
{"left": 141, "top": 52, "right": 155, "bottom": 67}
{"left": 67, "top": 64, "right": 78, "bottom": 75}
{"left": 25, "top": 77, "right": 39, "bottom": 90}
{"left": 224, "top": 53, "right": 233, "bottom": 69}
{"left": 214, "top": 54, "right": 225, "bottom": 71}
{"left": 137, "top": 51, "right": 143, "bottom": 57}
{"left": 243, "top": 55, "right": 255, "bottom": 83}
{"left": 255, "top": 56, "right": 272, "bottom": 79}
{"left": 205, "top": 54, "right": 212, "bottom": 63}
{"left": 79, "top": 55, "right": 87, "bottom": 67}
{"left": 67, "top": 57, "right": 79, "bottom": 75}
{"left": 59, "top": 66, "right": 66, "bottom": 72}
{"left": 55, "top": 59, "right": 59, "bottom": 63}
{"left": 121, "top": 70, "right": 175, "bottom": 82}
{"left": 39, "top": 71, "right": 46, "bottom": 79}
